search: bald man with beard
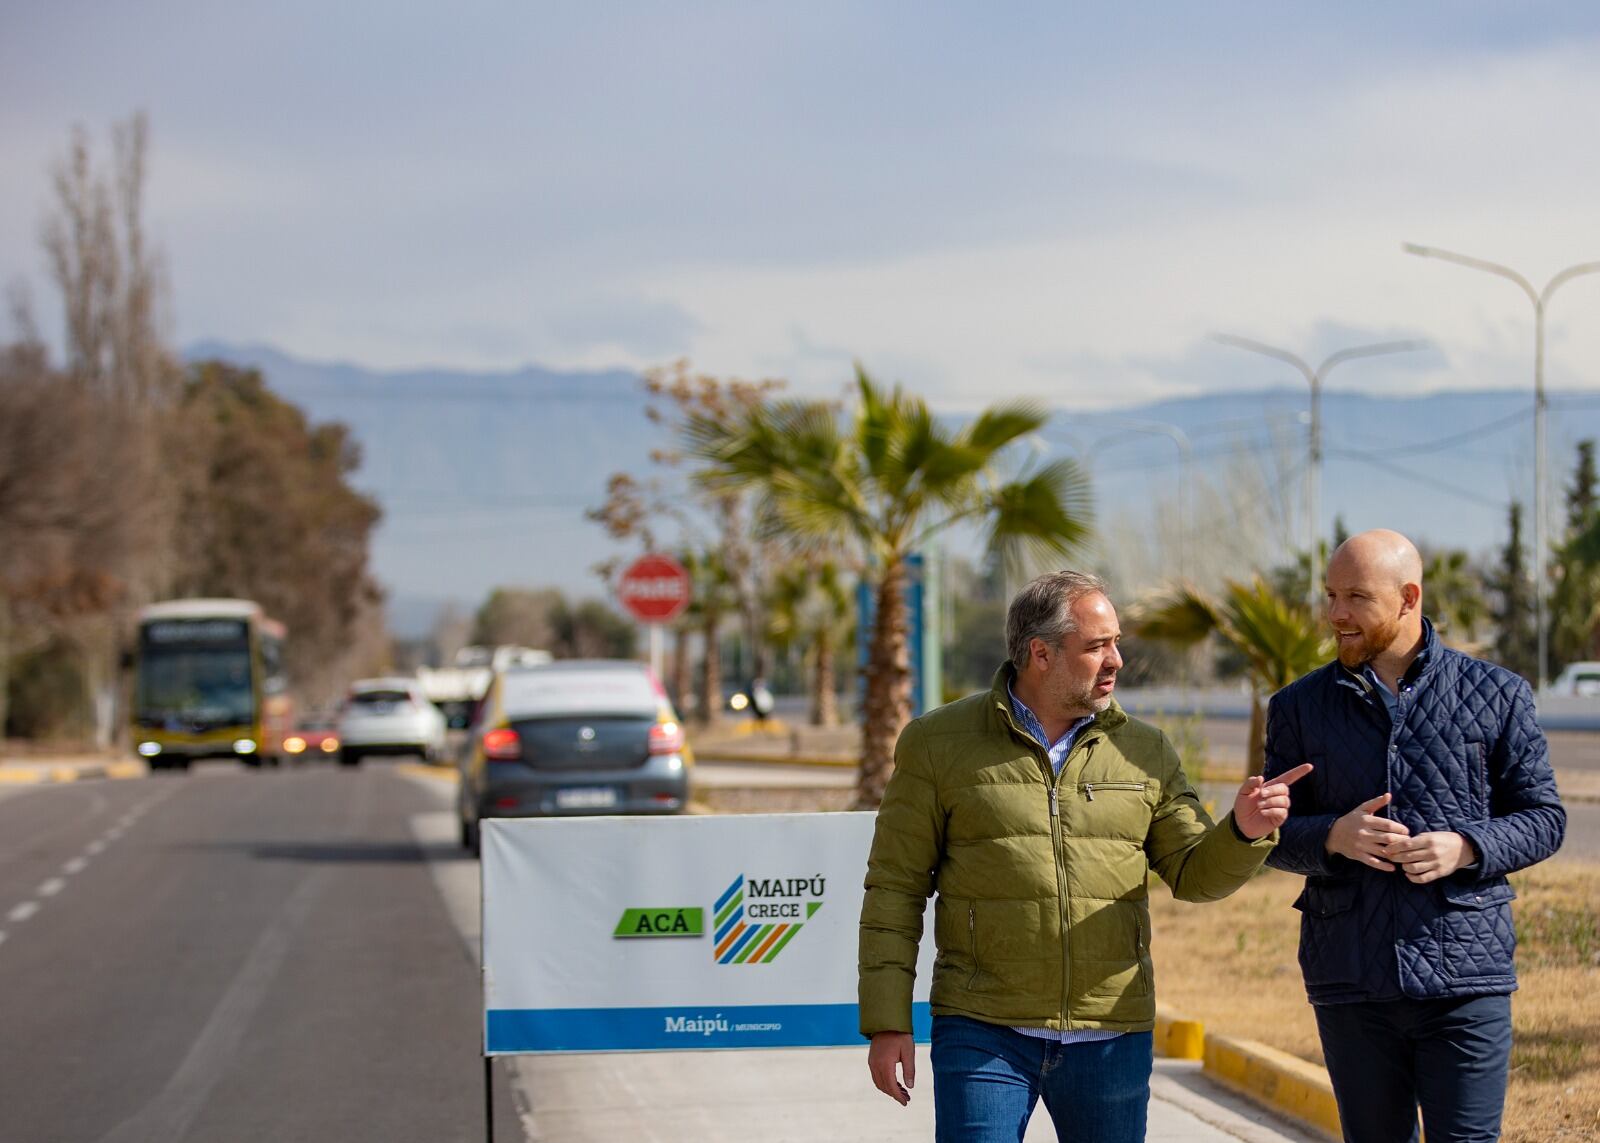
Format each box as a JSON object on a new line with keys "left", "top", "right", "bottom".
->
{"left": 1263, "top": 529, "right": 1565, "bottom": 1143}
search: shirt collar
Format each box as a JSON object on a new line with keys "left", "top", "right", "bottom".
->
{"left": 1006, "top": 680, "right": 1094, "bottom": 750}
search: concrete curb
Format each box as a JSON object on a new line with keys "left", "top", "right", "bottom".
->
{"left": 0, "top": 758, "right": 147, "bottom": 785}
{"left": 692, "top": 748, "right": 856, "bottom": 768}
{"left": 1155, "top": 1007, "right": 1339, "bottom": 1140}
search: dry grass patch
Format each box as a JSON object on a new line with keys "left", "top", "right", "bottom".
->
{"left": 1149, "top": 859, "right": 1600, "bottom": 1142}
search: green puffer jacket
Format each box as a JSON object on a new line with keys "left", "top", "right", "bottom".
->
{"left": 858, "top": 665, "right": 1275, "bottom": 1036}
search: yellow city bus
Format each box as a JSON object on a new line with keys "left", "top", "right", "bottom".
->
{"left": 131, "top": 599, "right": 293, "bottom": 770}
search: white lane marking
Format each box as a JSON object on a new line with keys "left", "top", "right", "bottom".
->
{"left": 91, "top": 766, "right": 367, "bottom": 1143}
{"left": 7, "top": 901, "right": 40, "bottom": 923}
{"left": 0, "top": 785, "right": 177, "bottom": 956}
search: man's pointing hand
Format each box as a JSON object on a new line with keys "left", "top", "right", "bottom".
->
{"left": 1234, "top": 762, "right": 1313, "bottom": 839}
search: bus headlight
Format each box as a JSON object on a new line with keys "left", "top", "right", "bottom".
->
{"left": 284, "top": 736, "right": 306, "bottom": 754}
{"left": 321, "top": 738, "right": 339, "bottom": 753}
{"left": 233, "top": 738, "right": 258, "bottom": 754}
{"left": 137, "top": 741, "right": 161, "bottom": 757}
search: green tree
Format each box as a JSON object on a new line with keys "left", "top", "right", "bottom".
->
{"left": 683, "top": 366, "right": 1092, "bottom": 807}
{"left": 941, "top": 554, "right": 1009, "bottom": 699}
{"left": 1551, "top": 440, "right": 1600, "bottom": 669}
{"left": 550, "top": 598, "right": 637, "bottom": 659}
{"left": 1421, "top": 547, "right": 1488, "bottom": 649}
{"left": 172, "top": 361, "right": 384, "bottom": 696}
{"left": 1136, "top": 577, "right": 1330, "bottom": 776}
{"left": 471, "top": 587, "right": 563, "bottom": 649}
{"left": 680, "top": 546, "right": 740, "bottom": 725}
{"left": 1490, "top": 501, "right": 1537, "bottom": 680}
{"left": 766, "top": 557, "right": 854, "bottom": 726}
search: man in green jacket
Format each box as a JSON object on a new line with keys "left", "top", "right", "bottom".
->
{"left": 859, "top": 570, "right": 1310, "bottom": 1142}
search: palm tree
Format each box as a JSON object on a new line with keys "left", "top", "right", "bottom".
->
{"left": 679, "top": 546, "right": 740, "bottom": 727}
{"left": 766, "top": 556, "right": 855, "bottom": 726}
{"left": 682, "top": 366, "right": 1092, "bottom": 807}
{"left": 1135, "top": 577, "right": 1330, "bottom": 777}
{"left": 1423, "top": 548, "right": 1490, "bottom": 652}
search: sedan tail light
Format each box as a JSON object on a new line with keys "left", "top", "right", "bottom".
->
{"left": 647, "top": 721, "right": 685, "bottom": 755}
{"left": 483, "top": 727, "right": 522, "bottom": 761}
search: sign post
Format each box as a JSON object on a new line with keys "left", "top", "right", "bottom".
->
{"left": 617, "top": 553, "right": 691, "bottom": 681}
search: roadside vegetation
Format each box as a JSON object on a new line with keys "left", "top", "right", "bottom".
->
{"left": 1148, "top": 859, "right": 1600, "bottom": 1143}
{"left": 1, "top": 115, "right": 385, "bottom": 742}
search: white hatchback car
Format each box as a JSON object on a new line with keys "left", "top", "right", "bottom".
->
{"left": 336, "top": 677, "right": 448, "bottom": 767}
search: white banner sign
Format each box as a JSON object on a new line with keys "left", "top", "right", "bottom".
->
{"left": 481, "top": 812, "right": 934, "bottom": 1054}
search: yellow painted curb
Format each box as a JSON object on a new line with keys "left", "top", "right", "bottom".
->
{"left": 1203, "top": 1032, "right": 1341, "bottom": 1140}
{"left": 1153, "top": 1008, "right": 1205, "bottom": 1060}
{"left": 105, "top": 761, "right": 148, "bottom": 779}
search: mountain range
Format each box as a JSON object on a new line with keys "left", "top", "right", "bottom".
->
{"left": 185, "top": 341, "right": 1600, "bottom": 635}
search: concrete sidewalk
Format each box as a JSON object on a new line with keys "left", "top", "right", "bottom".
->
{"left": 503, "top": 1043, "right": 1327, "bottom": 1142}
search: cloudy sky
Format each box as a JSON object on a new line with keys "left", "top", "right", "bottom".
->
{"left": 5, "top": 3, "right": 1600, "bottom": 410}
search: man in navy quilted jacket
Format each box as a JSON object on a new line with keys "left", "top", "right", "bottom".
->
{"left": 1263, "top": 528, "right": 1565, "bottom": 1143}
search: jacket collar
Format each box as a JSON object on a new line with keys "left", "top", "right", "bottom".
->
{"left": 1334, "top": 617, "right": 1439, "bottom": 697}
{"left": 990, "top": 662, "right": 1128, "bottom": 734}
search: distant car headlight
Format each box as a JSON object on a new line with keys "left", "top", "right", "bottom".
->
{"left": 321, "top": 737, "right": 339, "bottom": 753}
{"left": 137, "top": 741, "right": 161, "bottom": 757}
{"left": 284, "top": 736, "right": 307, "bottom": 754}
{"left": 233, "top": 738, "right": 258, "bottom": 754}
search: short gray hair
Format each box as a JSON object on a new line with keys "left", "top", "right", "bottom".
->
{"left": 1006, "top": 570, "right": 1109, "bottom": 666}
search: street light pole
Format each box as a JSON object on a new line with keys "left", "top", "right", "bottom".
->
{"left": 1213, "top": 334, "right": 1427, "bottom": 606}
{"left": 1403, "top": 244, "right": 1600, "bottom": 692}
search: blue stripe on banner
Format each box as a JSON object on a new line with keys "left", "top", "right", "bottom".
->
{"left": 486, "top": 1002, "right": 934, "bottom": 1053}
{"left": 714, "top": 911, "right": 740, "bottom": 945}
{"left": 714, "top": 876, "right": 743, "bottom": 913}
{"left": 718, "top": 924, "right": 761, "bottom": 964}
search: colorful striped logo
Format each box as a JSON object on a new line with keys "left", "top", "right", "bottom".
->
{"left": 712, "top": 874, "right": 822, "bottom": 965}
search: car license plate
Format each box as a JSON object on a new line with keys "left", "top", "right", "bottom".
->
{"left": 555, "top": 787, "right": 617, "bottom": 810}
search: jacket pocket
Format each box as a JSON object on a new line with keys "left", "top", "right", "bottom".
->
{"left": 1462, "top": 741, "right": 1489, "bottom": 819}
{"left": 1074, "top": 780, "right": 1155, "bottom": 844}
{"left": 1292, "top": 880, "right": 1362, "bottom": 987}
{"left": 1435, "top": 880, "right": 1517, "bottom": 983}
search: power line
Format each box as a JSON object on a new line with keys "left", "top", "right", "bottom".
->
{"left": 1324, "top": 448, "right": 1507, "bottom": 509}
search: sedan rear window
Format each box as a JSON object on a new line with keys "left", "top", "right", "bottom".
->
{"left": 500, "top": 669, "right": 662, "bottom": 719}
{"left": 351, "top": 689, "right": 411, "bottom": 705}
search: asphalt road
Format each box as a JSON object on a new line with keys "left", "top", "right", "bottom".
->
{"left": 0, "top": 761, "right": 1329, "bottom": 1143}
{"left": 0, "top": 761, "right": 521, "bottom": 1143}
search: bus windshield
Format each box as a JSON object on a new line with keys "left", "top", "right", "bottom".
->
{"left": 136, "top": 620, "right": 255, "bottom": 729}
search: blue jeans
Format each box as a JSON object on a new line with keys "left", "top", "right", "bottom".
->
{"left": 1315, "top": 995, "right": 1512, "bottom": 1143}
{"left": 929, "top": 1016, "right": 1152, "bottom": 1143}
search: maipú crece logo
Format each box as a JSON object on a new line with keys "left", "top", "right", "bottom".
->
{"left": 712, "top": 874, "right": 823, "bottom": 964}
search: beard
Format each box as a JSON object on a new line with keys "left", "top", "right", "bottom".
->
{"left": 1062, "top": 672, "right": 1116, "bottom": 715}
{"left": 1336, "top": 614, "right": 1402, "bottom": 670}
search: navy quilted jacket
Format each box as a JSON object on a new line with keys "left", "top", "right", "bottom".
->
{"left": 1263, "top": 621, "right": 1565, "bottom": 1004}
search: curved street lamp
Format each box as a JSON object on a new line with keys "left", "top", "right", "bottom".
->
{"left": 1403, "top": 243, "right": 1600, "bottom": 691}
{"left": 1213, "top": 334, "right": 1429, "bottom": 606}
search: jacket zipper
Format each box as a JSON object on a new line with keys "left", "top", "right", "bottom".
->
{"left": 968, "top": 902, "right": 980, "bottom": 988}
{"left": 1080, "top": 781, "right": 1145, "bottom": 801}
